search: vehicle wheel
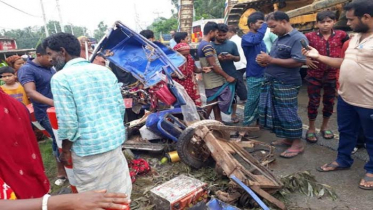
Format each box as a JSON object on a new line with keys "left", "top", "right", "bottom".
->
{"left": 176, "top": 120, "right": 229, "bottom": 169}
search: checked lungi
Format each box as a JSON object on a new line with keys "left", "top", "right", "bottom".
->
{"left": 259, "top": 76, "right": 303, "bottom": 139}
{"left": 243, "top": 77, "right": 264, "bottom": 126}
{"left": 206, "top": 82, "right": 236, "bottom": 115}
{"left": 72, "top": 147, "right": 132, "bottom": 197}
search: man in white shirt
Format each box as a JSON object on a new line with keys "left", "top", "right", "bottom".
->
{"left": 169, "top": 30, "right": 177, "bottom": 48}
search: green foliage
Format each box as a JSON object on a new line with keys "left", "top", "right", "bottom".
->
{"left": 148, "top": 17, "right": 178, "bottom": 39}
{"left": 148, "top": 0, "right": 225, "bottom": 37}
{"left": 2, "top": 27, "right": 44, "bottom": 49}
{"left": 194, "top": 0, "right": 225, "bottom": 20}
{"left": 277, "top": 171, "right": 338, "bottom": 200}
{"left": 0, "top": 61, "right": 8, "bottom": 67}
{"left": 0, "top": 20, "right": 88, "bottom": 49}
{"left": 93, "top": 21, "right": 108, "bottom": 41}
{"left": 39, "top": 140, "right": 68, "bottom": 194}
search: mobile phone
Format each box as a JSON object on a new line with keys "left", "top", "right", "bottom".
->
{"left": 300, "top": 39, "right": 311, "bottom": 50}
{"left": 220, "top": 52, "right": 229, "bottom": 56}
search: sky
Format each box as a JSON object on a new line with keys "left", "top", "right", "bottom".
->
{"left": 0, "top": 0, "right": 175, "bottom": 35}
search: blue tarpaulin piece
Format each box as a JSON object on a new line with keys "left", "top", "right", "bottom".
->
{"left": 206, "top": 198, "right": 241, "bottom": 210}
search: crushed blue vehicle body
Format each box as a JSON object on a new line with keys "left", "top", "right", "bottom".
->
{"left": 91, "top": 21, "right": 185, "bottom": 88}
{"left": 206, "top": 198, "right": 241, "bottom": 210}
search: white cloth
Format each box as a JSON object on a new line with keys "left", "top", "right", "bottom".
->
{"left": 72, "top": 147, "right": 132, "bottom": 198}
{"left": 230, "top": 34, "right": 247, "bottom": 70}
{"left": 170, "top": 38, "right": 177, "bottom": 48}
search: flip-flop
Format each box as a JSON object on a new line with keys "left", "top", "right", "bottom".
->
{"left": 231, "top": 116, "right": 240, "bottom": 124}
{"left": 280, "top": 147, "right": 304, "bottom": 158}
{"left": 270, "top": 139, "right": 292, "bottom": 147}
{"left": 359, "top": 175, "right": 373, "bottom": 190}
{"left": 54, "top": 176, "right": 67, "bottom": 186}
{"left": 316, "top": 162, "right": 350, "bottom": 172}
{"left": 321, "top": 130, "right": 334, "bottom": 139}
{"left": 305, "top": 132, "right": 318, "bottom": 143}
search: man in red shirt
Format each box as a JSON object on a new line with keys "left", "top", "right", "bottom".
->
{"left": 305, "top": 11, "right": 349, "bottom": 142}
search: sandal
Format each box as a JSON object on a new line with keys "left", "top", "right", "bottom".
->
{"left": 306, "top": 132, "right": 318, "bottom": 143}
{"left": 54, "top": 176, "right": 67, "bottom": 186}
{"left": 231, "top": 115, "right": 240, "bottom": 124}
{"left": 321, "top": 130, "right": 334, "bottom": 139}
{"left": 280, "top": 147, "right": 304, "bottom": 158}
{"left": 270, "top": 139, "right": 292, "bottom": 147}
{"left": 359, "top": 174, "right": 373, "bottom": 190}
{"left": 316, "top": 162, "right": 350, "bottom": 172}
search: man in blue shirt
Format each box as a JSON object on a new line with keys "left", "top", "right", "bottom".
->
{"left": 44, "top": 33, "right": 132, "bottom": 195}
{"left": 212, "top": 23, "right": 247, "bottom": 123}
{"left": 256, "top": 11, "right": 307, "bottom": 158}
{"left": 241, "top": 12, "right": 267, "bottom": 126}
{"left": 18, "top": 44, "right": 67, "bottom": 185}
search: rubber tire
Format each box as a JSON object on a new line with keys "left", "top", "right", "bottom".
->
{"left": 176, "top": 120, "right": 225, "bottom": 169}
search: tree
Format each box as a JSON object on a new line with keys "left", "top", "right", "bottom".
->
{"left": 1, "top": 27, "right": 44, "bottom": 49}
{"left": 194, "top": 0, "right": 225, "bottom": 20}
{"left": 0, "top": 21, "right": 89, "bottom": 49}
{"left": 148, "top": 17, "right": 178, "bottom": 39}
{"left": 93, "top": 21, "right": 108, "bottom": 40}
{"left": 147, "top": 0, "right": 225, "bottom": 37}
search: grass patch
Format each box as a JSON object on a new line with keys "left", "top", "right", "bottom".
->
{"left": 38, "top": 139, "right": 69, "bottom": 194}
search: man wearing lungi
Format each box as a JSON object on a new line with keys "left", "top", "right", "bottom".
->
{"left": 241, "top": 11, "right": 267, "bottom": 126}
{"left": 198, "top": 21, "right": 236, "bottom": 121}
{"left": 212, "top": 23, "right": 247, "bottom": 124}
{"left": 256, "top": 11, "right": 307, "bottom": 158}
{"left": 44, "top": 33, "right": 132, "bottom": 196}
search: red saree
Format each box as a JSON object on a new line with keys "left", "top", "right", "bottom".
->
{"left": 0, "top": 89, "right": 50, "bottom": 199}
{"left": 173, "top": 43, "right": 202, "bottom": 106}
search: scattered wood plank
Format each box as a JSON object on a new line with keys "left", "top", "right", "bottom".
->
{"left": 196, "top": 124, "right": 285, "bottom": 210}
{"left": 198, "top": 127, "right": 246, "bottom": 181}
{"left": 209, "top": 125, "right": 260, "bottom": 132}
{"left": 229, "top": 142, "right": 281, "bottom": 186}
{"left": 251, "top": 185, "right": 287, "bottom": 210}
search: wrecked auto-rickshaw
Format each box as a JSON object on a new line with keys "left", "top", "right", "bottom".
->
{"left": 91, "top": 21, "right": 285, "bottom": 209}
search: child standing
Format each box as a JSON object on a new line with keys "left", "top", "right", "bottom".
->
{"left": 305, "top": 11, "right": 349, "bottom": 142}
{"left": 0, "top": 66, "right": 30, "bottom": 105}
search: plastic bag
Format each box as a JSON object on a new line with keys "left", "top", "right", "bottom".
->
{"left": 173, "top": 81, "right": 200, "bottom": 124}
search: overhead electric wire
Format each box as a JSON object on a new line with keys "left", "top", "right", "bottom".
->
{"left": 0, "top": 0, "right": 42, "bottom": 18}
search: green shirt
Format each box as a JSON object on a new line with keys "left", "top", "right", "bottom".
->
{"left": 263, "top": 28, "right": 278, "bottom": 53}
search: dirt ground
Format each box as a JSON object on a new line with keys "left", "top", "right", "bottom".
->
{"left": 41, "top": 82, "right": 373, "bottom": 210}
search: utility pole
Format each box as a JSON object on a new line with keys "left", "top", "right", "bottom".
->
{"left": 70, "top": 24, "right": 74, "bottom": 35}
{"left": 39, "top": 0, "right": 49, "bottom": 37}
{"left": 53, "top": 22, "right": 58, "bottom": 33}
{"left": 134, "top": 3, "right": 141, "bottom": 32}
{"left": 56, "top": 0, "right": 65, "bottom": 32}
{"left": 153, "top": 10, "right": 163, "bottom": 19}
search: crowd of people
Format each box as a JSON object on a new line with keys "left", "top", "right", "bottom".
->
{"left": 156, "top": 0, "right": 372, "bottom": 190}
{"left": 1, "top": 33, "right": 131, "bottom": 208}
{"left": 0, "top": 0, "right": 372, "bottom": 208}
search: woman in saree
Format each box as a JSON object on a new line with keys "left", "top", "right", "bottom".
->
{"left": 173, "top": 43, "right": 204, "bottom": 107}
{"left": 0, "top": 88, "right": 50, "bottom": 199}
